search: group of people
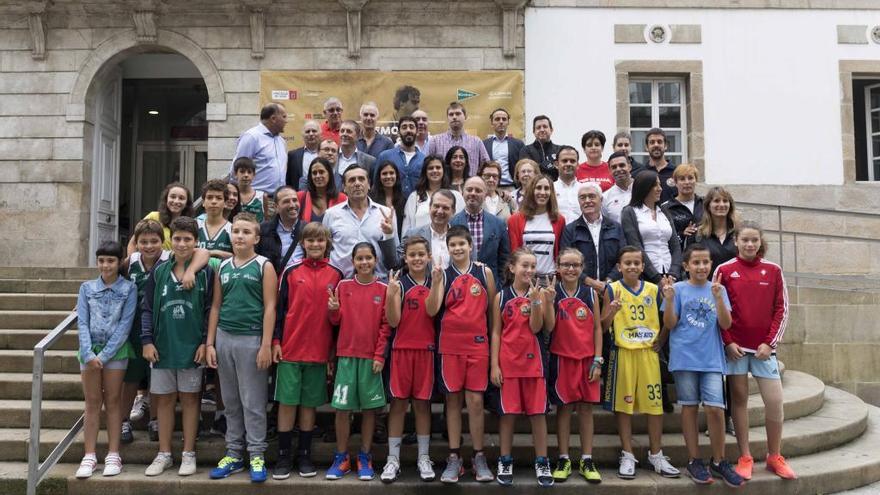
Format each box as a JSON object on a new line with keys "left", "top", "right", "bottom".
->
{"left": 72, "top": 97, "right": 795, "bottom": 488}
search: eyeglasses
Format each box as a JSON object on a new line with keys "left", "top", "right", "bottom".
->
{"left": 320, "top": 147, "right": 338, "bottom": 152}
{"left": 325, "top": 107, "right": 343, "bottom": 113}
{"left": 559, "top": 263, "right": 582, "bottom": 270}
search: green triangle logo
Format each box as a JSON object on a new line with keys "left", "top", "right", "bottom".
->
{"left": 457, "top": 89, "right": 478, "bottom": 101}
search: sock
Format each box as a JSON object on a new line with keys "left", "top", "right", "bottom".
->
{"left": 297, "top": 429, "right": 313, "bottom": 456}
{"left": 535, "top": 456, "right": 548, "bottom": 464}
{"left": 500, "top": 454, "right": 513, "bottom": 463}
{"left": 388, "top": 436, "right": 402, "bottom": 459}
{"left": 450, "top": 448, "right": 460, "bottom": 457}
{"left": 278, "top": 430, "right": 293, "bottom": 455}
{"left": 559, "top": 454, "right": 570, "bottom": 460}
{"left": 417, "top": 435, "right": 431, "bottom": 457}
{"left": 83, "top": 453, "right": 97, "bottom": 460}
{"left": 159, "top": 451, "right": 171, "bottom": 458}
{"left": 581, "top": 454, "right": 592, "bottom": 461}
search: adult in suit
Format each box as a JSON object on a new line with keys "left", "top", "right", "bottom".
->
{"left": 482, "top": 108, "right": 524, "bottom": 189}
{"left": 396, "top": 189, "right": 457, "bottom": 269}
{"left": 450, "top": 176, "right": 510, "bottom": 279}
{"left": 285, "top": 120, "right": 321, "bottom": 191}
{"left": 338, "top": 119, "right": 376, "bottom": 177}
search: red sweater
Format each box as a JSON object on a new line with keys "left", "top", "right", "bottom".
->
{"left": 329, "top": 278, "right": 392, "bottom": 363}
{"left": 274, "top": 258, "right": 342, "bottom": 363}
{"left": 714, "top": 256, "right": 788, "bottom": 352}
{"left": 507, "top": 211, "right": 567, "bottom": 258}
{"left": 575, "top": 161, "right": 614, "bottom": 191}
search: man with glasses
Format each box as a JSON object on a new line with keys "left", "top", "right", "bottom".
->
{"left": 321, "top": 97, "right": 344, "bottom": 143}
{"left": 450, "top": 176, "right": 510, "bottom": 278}
{"left": 298, "top": 139, "right": 344, "bottom": 191}
{"left": 559, "top": 183, "right": 624, "bottom": 292}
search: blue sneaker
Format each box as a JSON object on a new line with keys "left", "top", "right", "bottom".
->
{"left": 250, "top": 455, "right": 267, "bottom": 483}
{"left": 357, "top": 452, "right": 375, "bottom": 481}
{"left": 686, "top": 458, "right": 713, "bottom": 485}
{"left": 326, "top": 452, "right": 351, "bottom": 480}
{"left": 209, "top": 455, "right": 245, "bottom": 479}
{"left": 710, "top": 459, "right": 746, "bottom": 487}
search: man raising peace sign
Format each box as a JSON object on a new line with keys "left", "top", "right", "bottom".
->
{"left": 322, "top": 166, "right": 399, "bottom": 279}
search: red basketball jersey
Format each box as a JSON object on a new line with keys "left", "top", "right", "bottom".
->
{"left": 392, "top": 273, "right": 435, "bottom": 351}
{"left": 438, "top": 263, "right": 489, "bottom": 356}
{"left": 550, "top": 282, "right": 596, "bottom": 360}
{"left": 499, "top": 286, "right": 545, "bottom": 378}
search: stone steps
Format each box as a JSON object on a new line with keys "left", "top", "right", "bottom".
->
{"left": 0, "top": 294, "right": 77, "bottom": 311}
{"left": 0, "top": 329, "right": 79, "bottom": 350}
{"left": 0, "top": 280, "right": 85, "bottom": 294}
{"left": 0, "top": 310, "right": 76, "bottom": 330}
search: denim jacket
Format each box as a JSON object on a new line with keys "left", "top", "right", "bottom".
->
{"left": 77, "top": 275, "right": 137, "bottom": 364}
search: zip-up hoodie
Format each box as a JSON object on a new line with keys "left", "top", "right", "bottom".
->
{"left": 329, "top": 278, "right": 392, "bottom": 363}
{"left": 714, "top": 256, "right": 788, "bottom": 353}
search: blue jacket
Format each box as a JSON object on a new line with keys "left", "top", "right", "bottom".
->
{"left": 375, "top": 146, "right": 425, "bottom": 196}
{"left": 559, "top": 215, "right": 625, "bottom": 283}
{"left": 76, "top": 275, "right": 137, "bottom": 364}
{"left": 450, "top": 210, "right": 510, "bottom": 279}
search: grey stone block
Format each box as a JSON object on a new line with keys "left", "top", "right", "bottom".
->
{"left": 838, "top": 25, "right": 868, "bottom": 44}
{"left": 670, "top": 24, "right": 702, "bottom": 44}
{"left": 614, "top": 24, "right": 646, "bottom": 44}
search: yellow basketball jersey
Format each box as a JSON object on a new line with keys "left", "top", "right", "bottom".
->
{"left": 609, "top": 280, "right": 661, "bottom": 350}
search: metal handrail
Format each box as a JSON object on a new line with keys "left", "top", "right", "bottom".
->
{"left": 27, "top": 311, "right": 82, "bottom": 495}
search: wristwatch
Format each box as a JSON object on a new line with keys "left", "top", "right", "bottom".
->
{"left": 593, "top": 356, "right": 605, "bottom": 365}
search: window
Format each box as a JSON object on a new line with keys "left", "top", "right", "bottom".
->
{"left": 853, "top": 78, "right": 880, "bottom": 181}
{"left": 628, "top": 78, "right": 688, "bottom": 166}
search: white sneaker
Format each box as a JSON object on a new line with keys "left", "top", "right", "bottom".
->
{"left": 102, "top": 453, "right": 123, "bottom": 477}
{"left": 417, "top": 454, "right": 435, "bottom": 482}
{"left": 145, "top": 452, "right": 173, "bottom": 476}
{"left": 130, "top": 393, "right": 149, "bottom": 422}
{"left": 75, "top": 454, "right": 97, "bottom": 479}
{"left": 618, "top": 450, "right": 637, "bottom": 479}
{"left": 647, "top": 450, "right": 680, "bottom": 478}
{"left": 179, "top": 451, "right": 197, "bottom": 476}
{"left": 380, "top": 455, "right": 400, "bottom": 483}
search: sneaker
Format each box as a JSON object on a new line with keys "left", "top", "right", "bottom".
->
{"left": 618, "top": 451, "right": 637, "bottom": 479}
{"left": 766, "top": 454, "right": 797, "bottom": 480}
{"left": 735, "top": 455, "right": 754, "bottom": 480}
{"left": 473, "top": 452, "right": 494, "bottom": 482}
{"left": 202, "top": 388, "right": 217, "bottom": 405}
{"left": 210, "top": 415, "right": 227, "bottom": 436}
{"left": 209, "top": 455, "right": 244, "bottom": 479}
{"left": 686, "top": 458, "right": 713, "bottom": 484}
{"left": 380, "top": 455, "right": 400, "bottom": 483}
{"left": 402, "top": 432, "right": 418, "bottom": 445}
{"left": 121, "top": 420, "right": 134, "bottom": 444}
{"left": 130, "top": 393, "right": 149, "bottom": 422}
{"left": 725, "top": 416, "right": 736, "bottom": 436}
{"left": 552, "top": 457, "right": 571, "bottom": 481}
{"left": 297, "top": 453, "right": 317, "bottom": 477}
{"left": 250, "top": 455, "right": 268, "bottom": 483}
{"left": 325, "top": 452, "right": 351, "bottom": 480}
{"left": 75, "top": 454, "right": 97, "bottom": 479}
{"left": 417, "top": 454, "right": 435, "bottom": 482}
{"left": 647, "top": 450, "right": 680, "bottom": 478}
{"left": 535, "top": 457, "right": 554, "bottom": 487}
{"left": 102, "top": 453, "right": 123, "bottom": 477}
{"left": 496, "top": 456, "right": 514, "bottom": 486}
{"left": 272, "top": 454, "right": 292, "bottom": 480}
{"left": 357, "top": 452, "right": 375, "bottom": 481}
{"left": 145, "top": 453, "right": 172, "bottom": 476}
{"left": 440, "top": 454, "right": 464, "bottom": 483}
{"left": 179, "top": 451, "right": 197, "bottom": 476}
{"left": 579, "top": 457, "right": 602, "bottom": 484}
{"left": 148, "top": 419, "right": 159, "bottom": 441}
{"left": 710, "top": 459, "right": 746, "bottom": 487}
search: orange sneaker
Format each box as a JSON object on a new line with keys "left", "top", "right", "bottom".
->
{"left": 766, "top": 454, "right": 797, "bottom": 480}
{"left": 735, "top": 455, "right": 753, "bottom": 480}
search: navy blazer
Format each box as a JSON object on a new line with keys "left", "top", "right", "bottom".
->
{"left": 450, "top": 210, "right": 510, "bottom": 279}
{"left": 483, "top": 136, "right": 525, "bottom": 185}
{"left": 559, "top": 215, "right": 625, "bottom": 283}
{"left": 286, "top": 147, "right": 308, "bottom": 191}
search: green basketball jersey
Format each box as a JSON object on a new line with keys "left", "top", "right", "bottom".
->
{"left": 152, "top": 259, "right": 211, "bottom": 369}
{"left": 218, "top": 255, "right": 267, "bottom": 335}
{"left": 197, "top": 219, "right": 232, "bottom": 253}
{"left": 240, "top": 191, "right": 265, "bottom": 222}
{"left": 127, "top": 250, "right": 170, "bottom": 347}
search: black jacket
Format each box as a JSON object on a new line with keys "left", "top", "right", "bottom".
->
{"left": 662, "top": 196, "right": 704, "bottom": 248}
{"left": 518, "top": 140, "right": 561, "bottom": 181}
{"left": 684, "top": 230, "right": 737, "bottom": 275}
{"left": 483, "top": 136, "right": 525, "bottom": 185}
{"left": 620, "top": 204, "right": 683, "bottom": 282}
{"left": 256, "top": 215, "right": 303, "bottom": 274}
{"left": 286, "top": 147, "right": 310, "bottom": 191}
{"left": 642, "top": 160, "right": 678, "bottom": 204}
{"left": 560, "top": 215, "right": 625, "bottom": 283}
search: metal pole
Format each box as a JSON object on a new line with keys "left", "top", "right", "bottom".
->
{"left": 27, "top": 347, "right": 44, "bottom": 495}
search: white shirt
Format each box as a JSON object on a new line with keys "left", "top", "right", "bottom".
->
{"left": 523, "top": 213, "right": 556, "bottom": 275}
{"left": 401, "top": 190, "right": 465, "bottom": 235}
{"left": 430, "top": 226, "right": 450, "bottom": 269}
{"left": 681, "top": 198, "right": 695, "bottom": 214}
{"left": 484, "top": 194, "right": 501, "bottom": 215}
{"left": 338, "top": 149, "right": 358, "bottom": 173}
{"left": 322, "top": 199, "right": 398, "bottom": 279}
{"left": 403, "top": 150, "right": 417, "bottom": 165}
{"left": 490, "top": 136, "right": 514, "bottom": 185}
{"left": 633, "top": 204, "right": 673, "bottom": 275}
{"left": 302, "top": 148, "right": 318, "bottom": 177}
{"left": 602, "top": 182, "right": 632, "bottom": 224}
{"left": 554, "top": 177, "right": 582, "bottom": 225}
{"left": 584, "top": 214, "right": 603, "bottom": 264}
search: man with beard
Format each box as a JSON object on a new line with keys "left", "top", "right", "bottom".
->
{"left": 257, "top": 185, "right": 304, "bottom": 273}
{"left": 482, "top": 108, "right": 524, "bottom": 189}
{"left": 286, "top": 120, "right": 321, "bottom": 191}
{"left": 601, "top": 151, "right": 633, "bottom": 224}
{"left": 426, "top": 102, "right": 490, "bottom": 175}
{"left": 450, "top": 176, "right": 509, "bottom": 277}
{"left": 376, "top": 116, "right": 425, "bottom": 195}
{"left": 554, "top": 145, "right": 583, "bottom": 224}
{"left": 357, "top": 101, "right": 394, "bottom": 157}
{"left": 320, "top": 97, "right": 344, "bottom": 143}
{"left": 337, "top": 120, "right": 376, "bottom": 176}
{"left": 518, "top": 114, "right": 561, "bottom": 181}
{"left": 643, "top": 127, "right": 678, "bottom": 203}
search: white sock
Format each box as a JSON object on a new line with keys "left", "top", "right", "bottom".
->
{"left": 581, "top": 454, "right": 592, "bottom": 461}
{"left": 559, "top": 454, "right": 569, "bottom": 460}
{"left": 388, "top": 437, "right": 402, "bottom": 459}
{"left": 417, "top": 435, "right": 431, "bottom": 457}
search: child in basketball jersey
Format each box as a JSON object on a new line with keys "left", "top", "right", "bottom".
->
{"left": 272, "top": 222, "right": 342, "bottom": 480}
{"left": 425, "top": 225, "right": 497, "bottom": 484}
{"left": 601, "top": 246, "right": 680, "bottom": 480}
{"left": 549, "top": 248, "right": 603, "bottom": 484}
{"left": 490, "top": 248, "right": 554, "bottom": 487}
{"left": 662, "top": 244, "right": 743, "bottom": 487}
{"left": 325, "top": 242, "right": 392, "bottom": 482}
{"left": 235, "top": 157, "right": 268, "bottom": 222}
{"left": 198, "top": 179, "right": 233, "bottom": 271}
{"left": 141, "top": 216, "right": 214, "bottom": 477}
{"left": 74, "top": 241, "right": 137, "bottom": 479}
{"left": 380, "top": 236, "right": 436, "bottom": 483}
{"left": 205, "top": 212, "right": 277, "bottom": 483}
{"left": 715, "top": 221, "right": 795, "bottom": 481}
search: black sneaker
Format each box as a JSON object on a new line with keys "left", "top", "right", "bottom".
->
{"left": 710, "top": 459, "right": 745, "bottom": 487}
{"left": 496, "top": 456, "right": 513, "bottom": 486}
{"left": 202, "top": 388, "right": 217, "bottom": 405}
{"left": 535, "top": 457, "right": 554, "bottom": 487}
{"left": 273, "top": 454, "right": 293, "bottom": 480}
{"left": 121, "top": 420, "right": 134, "bottom": 444}
{"left": 725, "top": 417, "right": 736, "bottom": 436}
{"left": 148, "top": 419, "right": 159, "bottom": 441}
{"left": 297, "top": 453, "right": 317, "bottom": 478}
{"left": 686, "top": 458, "right": 712, "bottom": 485}
{"left": 402, "top": 432, "right": 418, "bottom": 445}
{"left": 210, "top": 415, "right": 227, "bottom": 436}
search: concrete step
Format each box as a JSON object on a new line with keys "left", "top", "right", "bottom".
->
{"left": 0, "top": 267, "right": 95, "bottom": 280}
{"left": 37, "top": 393, "right": 880, "bottom": 495}
{"left": 15, "top": 386, "right": 864, "bottom": 467}
{"left": 0, "top": 311, "right": 74, "bottom": 330}
{"left": 0, "top": 371, "right": 81, "bottom": 400}
{"left": 0, "top": 294, "right": 77, "bottom": 311}
{"left": 0, "top": 329, "right": 79, "bottom": 350}
{"left": 0, "top": 280, "right": 83, "bottom": 295}
{"left": 0, "top": 350, "right": 80, "bottom": 377}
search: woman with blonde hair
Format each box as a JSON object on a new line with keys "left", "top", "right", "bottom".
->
{"left": 688, "top": 186, "right": 738, "bottom": 273}
{"left": 662, "top": 164, "right": 703, "bottom": 248}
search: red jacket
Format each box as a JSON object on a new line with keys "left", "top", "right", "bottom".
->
{"left": 714, "top": 256, "right": 788, "bottom": 352}
{"left": 274, "top": 258, "right": 343, "bottom": 363}
{"left": 507, "top": 211, "right": 567, "bottom": 257}
{"left": 297, "top": 190, "right": 347, "bottom": 224}
{"left": 329, "top": 278, "right": 392, "bottom": 363}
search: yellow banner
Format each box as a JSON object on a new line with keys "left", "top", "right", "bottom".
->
{"left": 260, "top": 70, "right": 524, "bottom": 149}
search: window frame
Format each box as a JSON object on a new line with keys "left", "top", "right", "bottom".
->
{"left": 628, "top": 77, "right": 689, "bottom": 166}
